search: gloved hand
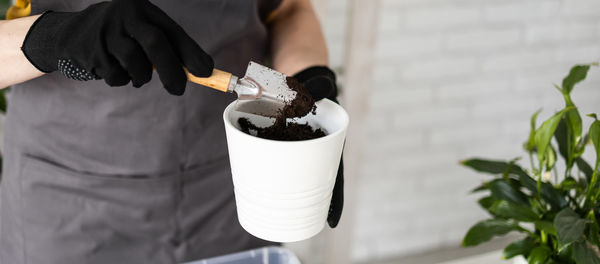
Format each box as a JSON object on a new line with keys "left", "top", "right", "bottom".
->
{"left": 293, "top": 66, "right": 344, "bottom": 228}
{"left": 21, "top": 0, "right": 213, "bottom": 95}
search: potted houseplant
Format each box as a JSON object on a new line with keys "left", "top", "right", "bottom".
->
{"left": 461, "top": 63, "right": 600, "bottom": 264}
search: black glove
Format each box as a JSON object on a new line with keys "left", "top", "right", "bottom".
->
{"left": 294, "top": 66, "right": 343, "bottom": 228}
{"left": 21, "top": 0, "right": 213, "bottom": 95}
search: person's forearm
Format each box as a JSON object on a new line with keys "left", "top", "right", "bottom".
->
{"left": 0, "top": 15, "right": 44, "bottom": 88}
{"left": 270, "top": 0, "right": 328, "bottom": 76}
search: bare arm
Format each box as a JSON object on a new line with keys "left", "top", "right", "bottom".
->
{"left": 269, "top": 0, "right": 328, "bottom": 76}
{"left": 2, "top": 1, "right": 327, "bottom": 87}
{"left": 0, "top": 15, "right": 44, "bottom": 88}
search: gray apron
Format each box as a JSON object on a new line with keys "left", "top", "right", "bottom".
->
{"left": 0, "top": 1, "right": 281, "bottom": 263}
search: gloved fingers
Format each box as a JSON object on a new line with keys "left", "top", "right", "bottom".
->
{"left": 327, "top": 158, "right": 344, "bottom": 228}
{"left": 143, "top": 2, "right": 214, "bottom": 77}
{"left": 132, "top": 24, "right": 187, "bottom": 95}
{"left": 293, "top": 66, "right": 336, "bottom": 83}
{"left": 94, "top": 56, "right": 131, "bottom": 87}
{"left": 293, "top": 66, "right": 339, "bottom": 102}
{"left": 304, "top": 76, "right": 336, "bottom": 102}
{"left": 109, "top": 35, "right": 153, "bottom": 88}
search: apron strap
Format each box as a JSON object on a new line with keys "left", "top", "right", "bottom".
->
{"left": 260, "top": 0, "right": 282, "bottom": 23}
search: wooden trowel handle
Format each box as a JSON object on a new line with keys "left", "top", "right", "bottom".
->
{"left": 186, "top": 68, "right": 234, "bottom": 93}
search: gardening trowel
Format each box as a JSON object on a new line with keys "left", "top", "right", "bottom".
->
{"left": 186, "top": 61, "right": 297, "bottom": 117}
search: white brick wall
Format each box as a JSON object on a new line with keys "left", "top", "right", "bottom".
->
{"left": 310, "top": 0, "right": 600, "bottom": 262}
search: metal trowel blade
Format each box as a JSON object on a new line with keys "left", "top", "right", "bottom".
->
{"left": 234, "top": 98, "right": 282, "bottom": 118}
{"left": 234, "top": 62, "right": 297, "bottom": 117}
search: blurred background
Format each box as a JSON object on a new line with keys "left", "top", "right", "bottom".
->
{"left": 291, "top": 0, "right": 600, "bottom": 263}
{"left": 1, "top": 0, "right": 600, "bottom": 263}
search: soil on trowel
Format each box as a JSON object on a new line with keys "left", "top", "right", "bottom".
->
{"left": 279, "top": 76, "right": 316, "bottom": 119}
{"left": 238, "top": 76, "right": 325, "bottom": 141}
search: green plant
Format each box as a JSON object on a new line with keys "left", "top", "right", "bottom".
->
{"left": 461, "top": 63, "right": 600, "bottom": 264}
{"left": 0, "top": 0, "right": 9, "bottom": 20}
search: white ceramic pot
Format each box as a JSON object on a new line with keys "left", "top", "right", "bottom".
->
{"left": 223, "top": 99, "right": 348, "bottom": 242}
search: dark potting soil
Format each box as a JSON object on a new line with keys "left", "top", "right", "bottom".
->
{"left": 238, "top": 117, "right": 326, "bottom": 141}
{"left": 279, "top": 76, "right": 316, "bottom": 119}
{"left": 237, "top": 76, "right": 325, "bottom": 141}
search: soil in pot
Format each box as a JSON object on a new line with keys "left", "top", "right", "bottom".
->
{"left": 237, "top": 76, "right": 326, "bottom": 141}
{"left": 238, "top": 117, "right": 326, "bottom": 141}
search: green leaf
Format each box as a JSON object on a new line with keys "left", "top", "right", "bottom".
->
{"left": 461, "top": 159, "right": 514, "bottom": 174}
{"left": 527, "top": 246, "right": 552, "bottom": 264}
{"left": 471, "top": 184, "right": 488, "bottom": 193}
{"left": 461, "top": 158, "right": 530, "bottom": 178}
{"left": 507, "top": 178, "right": 526, "bottom": 190}
{"left": 560, "top": 177, "right": 585, "bottom": 197}
{"left": 463, "top": 157, "right": 568, "bottom": 208}
{"left": 489, "top": 200, "right": 539, "bottom": 222}
{"left": 529, "top": 109, "right": 543, "bottom": 151}
{"left": 462, "top": 159, "right": 539, "bottom": 194}
{"left": 558, "top": 244, "right": 576, "bottom": 264}
{"left": 556, "top": 118, "right": 570, "bottom": 164}
{"left": 510, "top": 165, "right": 531, "bottom": 178}
{"left": 530, "top": 198, "right": 546, "bottom": 215}
{"left": 535, "top": 107, "right": 574, "bottom": 162}
{"left": 462, "top": 219, "right": 519, "bottom": 247}
{"left": 562, "top": 65, "right": 591, "bottom": 94}
{"left": 576, "top": 158, "right": 594, "bottom": 182}
{"left": 586, "top": 210, "right": 600, "bottom": 246}
{"left": 487, "top": 180, "right": 529, "bottom": 205}
{"left": 554, "top": 208, "right": 587, "bottom": 245}
{"left": 478, "top": 196, "right": 495, "bottom": 210}
{"left": 535, "top": 220, "right": 557, "bottom": 236}
{"left": 560, "top": 177, "right": 581, "bottom": 191}
{"left": 519, "top": 173, "right": 538, "bottom": 193}
{"left": 542, "top": 183, "right": 568, "bottom": 210}
{"left": 573, "top": 240, "right": 600, "bottom": 264}
{"left": 503, "top": 236, "right": 536, "bottom": 259}
{"left": 575, "top": 133, "right": 589, "bottom": 157}
{"left": 555, "top": 109, "right": 584, "bottom": 169}
{"left": 589, "top": 114, "right": 600, "bottom": 163}
{"left": 566, "top": 108, "right": 583, "bottom": 148}
{"left": 473, "top": 178, "right": 523, "bottom": 194}
{"left": 517, "top": 173, "right": 567, "bottom": 209}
